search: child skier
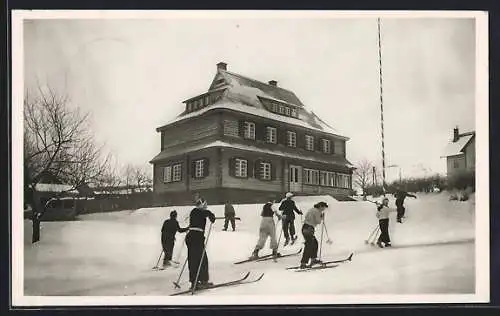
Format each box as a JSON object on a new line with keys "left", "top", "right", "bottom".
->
{"left": 299, "top": 201, "right": 329, "bottom": 269}
{"left": 161, "top": 210, "right": 188, "bottom": 267}
{"left": 185, "top": 198, "right": 216, "bottom": 290}
{"left": 376, "top": 197, "right": 398, "bottom": 248}
{"left": 394, "top": 188, "right": 417, "bottom": 223}
{"left": 249, "top": 199, "right": 283, "bottom": 260}
{"left": 279, "top": 192, "right": 303, "bottom": 246}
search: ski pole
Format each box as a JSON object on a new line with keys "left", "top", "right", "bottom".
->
{"left": 319, "top": 218, "right": 324, "bottom": 260}
{"left": 192, "top": 222, "right": 213, "bottom": 295}
{"left": 323, "top": 221, "right": 333, "bottom": 244}
{"left": 152, "top": 249, "right": 164, "bottom": 270}
{"left": 365, "top": 224, "right": 379, "bottom": 244}
{"left": 173, "top": 255, "right": 189, "bottom": 289}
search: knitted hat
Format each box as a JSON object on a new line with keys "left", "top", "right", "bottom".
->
{"left": 285, "top": 192, "right": 293, "bottom": 198}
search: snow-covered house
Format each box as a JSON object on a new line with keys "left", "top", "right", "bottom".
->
{"left": 150, "top": 62, "right": 354, "bottom": 204}
{"left": 442, "top": 127, "right": 475, "bottom": 177}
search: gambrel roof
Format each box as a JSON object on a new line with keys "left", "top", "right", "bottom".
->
{"left": 159, "top": 65, "right": 347, "bottom": 139}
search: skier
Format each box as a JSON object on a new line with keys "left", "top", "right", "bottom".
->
{"left": 279, "top": 192, "right": 303, "bottom": 246}
{"left": 249, "top": 199, "right": 283, "bottom": 260}
{"left": 186, "top": 198, "right": 216, "bottom": 290}
{"left": 160, "top": 210, "right": 188, "bottom": 268}
{"left": 299, "top": 201, "right": 329, "bottom": 269}
{"left": 376, "top": 197, "right": 397, "bottom": 248}
{"left": 32, "top": 204, "right": 43, "bottom": 244}
{"left": 394, "top": 188, "right": 417, "bottom": 223}
{"left": 223, "top": 200, "right": 236, "bottom": 231}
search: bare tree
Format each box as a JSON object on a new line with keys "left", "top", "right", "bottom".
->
{"left": 353, "top": 159, "right": 373, "bottom": 200}
{"left": 133, "top": 165, "right": 152, "bottom": 192}
{"left": 122, "top": 164, "right": 135, "bottom": 194}
{"left": 24, "top": 85, "right": 110, "bottom": 214}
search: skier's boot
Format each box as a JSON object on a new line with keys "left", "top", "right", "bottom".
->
{"left": 299, "top": 263, "right": 307, "bottom": 269}
{"left": 385, "top": 243, "right": 392, "bottom": 247}
{"left": 249, "top": 249, "right": 259, "bottom": 260}
{"left": 376, "top": 240, "right": 384, "bottom": 248}
{"left": 283, "top": 239, "right": 289, "bottom": 246}
{"left": 310, "top": 258, "right": 323, "bottom": 266}
{"left": 198, "top": 280, "right": 214, "bottom": 289}
{"left": 290, "top": 236, "right": 298, "bottom": 245}
{"left": 272, "top": 249, "right": 281, "bottom": 258}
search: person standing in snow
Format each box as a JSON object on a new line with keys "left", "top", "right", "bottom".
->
{"left": 186, "top": 198, "right": 216, "bottom": 290}
{"left": 161, "top": 210, "right": 188, "bottom": 267}
{"left": 299, "top": 201, "right": 329, "bottom": 269}
{"left": 376, "top": 197, "right": 397, "bottom": 247}
{"left": 394, "top": 188, "right": 417, "bottom": 223}
{"left": 223, "top": 201, "right": 236, "bottom": 231}
{"left": 279, "top": 192, "right": 303, "bottom": 246}
{"left": 249, "top": 199, "right": 283, "bottom": 260}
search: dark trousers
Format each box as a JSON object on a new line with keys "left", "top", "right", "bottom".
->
{"left": 396, "top": 206, "right": 405, "bottom": 221}
{"left": 186, "top": 231, "right": 209, "bottom": 284}
{"left": 378, "top": 219, "right": 391, "bottom": 244}
{"left": 224, "top": 214, "right": 235, "bottom": 231}
{"left": 162, "top": 237, "right": 175, "bottom": 263}
{"left": 282, "top": 217, "right": 296, "bottom": 241}
{"left": 301, "top": 224, "right": 318, "bottom": 264}
{"left": 32, "top": 218, "right": 40, "bottom": 244}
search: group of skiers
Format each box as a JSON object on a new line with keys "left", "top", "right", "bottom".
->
{"left": 160, "top": 188, "right": 416, "bottom": 289}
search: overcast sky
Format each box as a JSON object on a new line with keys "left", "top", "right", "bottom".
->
{"left": 23, "top": 14, "right": 476, "bottom": 181}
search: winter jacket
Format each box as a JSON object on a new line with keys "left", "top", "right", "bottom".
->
{"left": 304, "top": 207, "right": 324, "bottom": 227}
{"left": 261, "top": 202, "right": 280, "bottom": 218}
{"left": 376, "top": 204, "right": 397, "bottom": 220}
{"left": 188, "top": 207, "right": 216, "bottom": 232}
{"left": 279, "top": 199, "right": 302, "bottom": 219}
{"left": 224, "top": 203, "right": 236, "bottom": 216}
{"left": 161, "top": 219, "right": 188, "bottom": 239}
{"left": 395, "top": 191, "right": 416, "bottom": 207}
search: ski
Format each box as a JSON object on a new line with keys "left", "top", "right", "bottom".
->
{"left": 286, "top": 252, "right": 353, "bottom": 270}
{"left": 170, "top": 272, "right": 264, "bottom": 296}
{"left": 215, "top": 217, "right": 241, "bottom": 221}
{"left": 255, "top": 248, "right": 302, "bottom": 262}
{"left": 234, "top": 254, "right": 274, "bottom": 265}
{"left": 295, "top": 264, "right": 339, "bottom": 272}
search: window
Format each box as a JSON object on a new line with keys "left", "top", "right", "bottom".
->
{"left": 291, "top": 108, "right": 297, "bottom": 118}
{"left": 261, "top": 162, "right": 271, "bottom": 180}
{"left": 195, "top": 159, "right": 204, "bottom": 178}
{"left": 235, "top": 159, "right": 248, "bottom": 177}
{"left": 320, "top": 171, "right": 328, "bottom": 186}
{"left": 287, "top": 131, "right": 297, "bottom": 147}
{"left": 271, "top": 103, "right": 277, "bottom": 112}
{"left": 163, "top": 166, "right": 172, "bottom": 183}
{"left": 187, "top": 103, "right": 192, "bottom": 112}
{"left": 322, "top": 139, "right": 331, "bottom": 153}
{"left": 244, "top": 122, "right": 256, "bottom": 140}
{"left": 305, "top": 135, "right": 314, "bottom": 151}
{"left": 334, "top": 140, "right": 344, "bottom": 154}
{"left": 327, "top": 172, "right": 335, "bottom": 187}
{"left": 304, "top": 168, "right": 319, "bottom": 185}
{"left": 453, "top": 160, "right": 459, "bottom": 168}
{"left": 279, "top": 105, "right": 285, "bottom": 114}
{"left": 204, "top": 96, "right": 209, "bottom": 105}
{"left": 172, "top": 164, "right": 182, "bottom": 182}
{"left": 285, "top": 107, "right": 291, "bottom": 116}
{"left": 266, "top": 127, "right": 277, "bottom": 144}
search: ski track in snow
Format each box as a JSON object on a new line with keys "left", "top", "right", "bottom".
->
{"left": 23, "top": 193, "right": 475, "bottom": 296}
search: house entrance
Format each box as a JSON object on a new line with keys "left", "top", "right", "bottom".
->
{"left": 289, "top": 165, "right": 302, "bottom": 193}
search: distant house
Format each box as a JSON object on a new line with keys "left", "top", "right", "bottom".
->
{"left": 150, "top": 62, "right": 354, "bottom": 204}
{"left": 442, "top": 126, "right": 475, "bottom": 177}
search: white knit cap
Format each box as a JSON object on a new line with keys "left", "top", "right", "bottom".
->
{"left": 285, "top": 192, "right": 293, "bottom": 198}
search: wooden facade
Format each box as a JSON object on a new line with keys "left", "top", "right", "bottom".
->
{"left": 151, "top": 63, "right": 354, "bottom": 204}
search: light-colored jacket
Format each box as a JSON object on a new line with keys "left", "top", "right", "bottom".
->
{"left": 376, "top": 205, "right": 397, "bottom": 220}
{"left": 304, "top": 207, "right": 323, "bottom": 227}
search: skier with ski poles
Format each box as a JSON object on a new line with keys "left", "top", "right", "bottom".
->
{"left": 299, "top": 201, "right": 329, "bottom": 269}
{"left": 394, "top": 187, "right": 417, "bottom": 223}
{"left": 185, "top": 198, "right": 216, "bottom": 290}
{"left": 249, "top": 199, "right": 283, "bottom": 260}
{"left": 279, "top": 192, "right": 303, "bottom": 246}
{"left": 376, "top": 197, "right": 398, "bottom": 248}
{"left": 160, "top": 210, "right": 188, "bottom": 268}
{"left": 223, "top": 200, "right": 236, "bottom": 231}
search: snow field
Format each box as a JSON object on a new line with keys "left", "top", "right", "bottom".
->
{"left": 23, "top": 193, "right": 475, "bottom": 296}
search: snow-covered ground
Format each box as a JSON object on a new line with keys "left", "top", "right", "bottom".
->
{"left": 23, "top": 193, "right": 475, "bottom": 297}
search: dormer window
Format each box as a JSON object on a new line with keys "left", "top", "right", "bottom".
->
{"left": 185, "top": 89, "right": 225, "bottom": 114}
{"left": 305, "top": 135, "right": 314, "bottom": 151}
{"left": 279, "top": 105, "right": 284, "bottom": 114}
{"left": 291, "top": 108, "right": 297, "bottom": 118}
{"left": 285, "top": 107, "right": 291, "bottom": 116}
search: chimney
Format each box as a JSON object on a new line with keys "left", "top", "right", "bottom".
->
{"left": 268, "top": 80, "right": 278, "bottom": 87}
{"left": 453, "top": 126, "right": 459, "bottom": 142}
{"left": 217, "top": 62, "right": 227, "bottom": 71}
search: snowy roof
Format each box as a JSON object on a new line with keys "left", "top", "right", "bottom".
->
{"left": 158, "top": 68, "right": 347, "bottom": 139}
{"left": 35, "top": 183, "right": 79, "bottom": 194}
{"left": 150, "top": 140, "right": 353, "bottom": 168}
{"left": 442, "top": 134, "right": 474, "bottom": 157}
{"left": 161, "top": 102, "right": 347, "bottom": 139}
